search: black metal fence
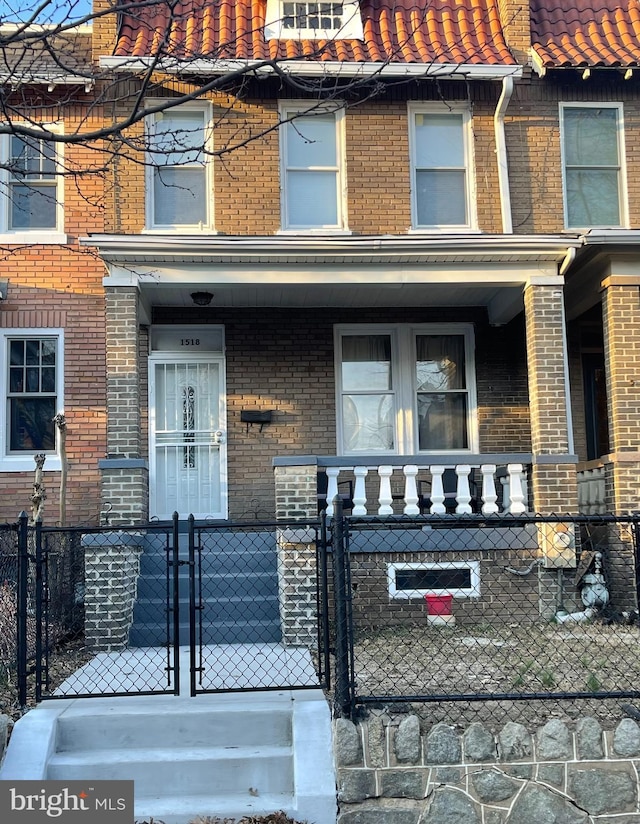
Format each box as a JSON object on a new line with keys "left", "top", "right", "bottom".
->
{"left": 9, "top": 513, "right": 329, "bottom": 707}
{"left": 329, "top": 504, "right": 640, "bottom": 721}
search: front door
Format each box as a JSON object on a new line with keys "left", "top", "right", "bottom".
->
{"left": 150, "top": 357, "right": 227, "bottom": 519}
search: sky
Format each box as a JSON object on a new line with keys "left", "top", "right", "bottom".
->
{"left": 0, "top": 0, "right": 93, "bottom": 25}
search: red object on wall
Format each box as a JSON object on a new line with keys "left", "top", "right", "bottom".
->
{"left": 424, "top": 594, "right": 454, "bottom": 616}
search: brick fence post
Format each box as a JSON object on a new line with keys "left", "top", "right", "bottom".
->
{"left": 274, "top": 459, "right": 319, "bottom": 646}
{"left": 82, "top": 532, "right": 144, "bottom": 652}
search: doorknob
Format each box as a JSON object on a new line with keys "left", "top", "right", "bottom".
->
{"left": 213, "top": 430, "right": 225, "bottom": 444}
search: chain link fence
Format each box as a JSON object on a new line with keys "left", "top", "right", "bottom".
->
{"left": 330, "top": 512, "right": 640, "bottom": 725}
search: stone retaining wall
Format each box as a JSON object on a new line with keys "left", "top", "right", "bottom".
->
{"left": 334, "top": 712, "right": 640, "bottom": 823}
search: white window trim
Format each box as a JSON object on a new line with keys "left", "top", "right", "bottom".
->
{"left": 0, "top": 328, "right": 64, "bottom": 472}
{"left": 279, "top": 101, "right": 348, "bottom": 231}
{"left": 387, "top": 560, "right": 481, "bottom": 600}
{"left": 0, "top": 125, "right": 65, "bottom": 242}
{"left": 559, "top": 102, "right": 628, "bottom": 230}
{"left": 144, "top": 101, "right": 214, "bottom": 233}
{"left": 408, "top": 102, "right": 477, "bottom": 232}
{"left": 264, "top": 0, "right": 364, "bottom": 40}
{"left": 334, "top": 323, "right": 479, "bottom": 456}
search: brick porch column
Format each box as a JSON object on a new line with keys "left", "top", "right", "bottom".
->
{"left": 524, "top": 282, "right": 578, "bottom": 514}
{"left": 99, "top": 286, "right": 148, "bottom": 525}
{"left": 600, "top": 279, "right": 640, "bottom": 609}
{"left": 274, "top": 459, "right": 319, "bottom": 646}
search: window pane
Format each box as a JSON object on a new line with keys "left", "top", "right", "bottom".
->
{"left": 41, "top": 367, "right": 56, "bottom": 393}
{"left": 10, "top": 184, "right": 57, "bottom": 229}
{"left": 9, "top": 340, "right": 24, "bottom": 366}
{"left": 343, "top": 394, "right": 394, "bottom": 451}
{"left": 26, "top": 367, "right": 40, "bottom": 392}
{"left": 286, "top": 170, "right": 337, "bottom": 226}
{"left": 153, "top": 168, "right": 206, "bottom": 225}
{"left": 25, "top": 340, "right": 40, "bottom": 365}
{"left": 9, "top": 397, "right": 56, "bottom": 451}
{"left": 342, "top": 335, "right": 391, "bottom": 390}
{"left": 151, "top": 111, "right": 205, "bottom": 166}
{"left": 416, "top": 170, "right": 466, "bottom": 225}
{"left": 418, "top": 393, "right": 468, "bottom": 450}
{"left": 566, "top": 169, "right": 620, "bottom": 227}
{"left": 564, "top": 108, "right": 618, "bottom": 166}
{"left": 286, "top": 114, "right": 337, "bottom": 167}
{"left": 414, "top": 114, "right": 464, "bottom": 168}
{"left": 10, "top": 137, "right": 55, "bottom": 178}
{"left": 416, "top": 335, "right": 465, "bottom": 391}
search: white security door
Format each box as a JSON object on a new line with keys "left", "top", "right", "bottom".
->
{"left": 150, "top": 358, "right": 227, "bottom": 519}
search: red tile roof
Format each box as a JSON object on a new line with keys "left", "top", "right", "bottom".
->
{"left": 113, "top": 0, "right": 517, "bottom": 67}
{"left": 531, "top": 0, "right": 640, "bottom": 70}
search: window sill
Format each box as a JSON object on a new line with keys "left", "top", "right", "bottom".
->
{"left": 142, "top": 227, "right": 217, "bottom": 235}
{"left": 407, "top": 227, "right": 482, "bottom": 235}
{"left": 277, "top": 228, "right": 352, "bottom": 236}
{"left": 0, "top": 232, "right": 68, "bottom": 245}
{"left": 0, "top": 456, "right": 62, "bottom": 473}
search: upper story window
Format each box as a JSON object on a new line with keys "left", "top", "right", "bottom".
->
{"left": 409, "top": 106, "right": 475, "bottom": 231}
{"left": 280, "top": 105, "right": 347, "bottom": 231}
{"left": 0, "top": 133, "right": 63, "bottom": 239}
{"left": 146, "top": 105, "right": 212, "bottom": 231}
{"left": 1, "top": 330, "right": 63, "bottom": 471}
{"left": 264, "top": 0, "right": 363, "bottom": 39}
{"left": 335, "top": 324, "right": 477, "bottom": 455}
{"left": 561, "top": 104, "right": 627, "bottom": 229}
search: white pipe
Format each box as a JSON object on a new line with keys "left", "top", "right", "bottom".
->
{"left": 559, "top": 292, "right": 576, "bottom": 455}
{"left": 494, "top": 76, "right": 514, "bottom": 234}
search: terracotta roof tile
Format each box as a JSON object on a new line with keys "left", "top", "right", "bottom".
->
{"left": 531, "top": 0, "right": 640, "bottom": 69}
{"left": 112, "top": 0, "right": 517, "bottom": 67}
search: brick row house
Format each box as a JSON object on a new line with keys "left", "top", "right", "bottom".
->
{"left": 1, "top": 0, "right": 639, "bottom": 531}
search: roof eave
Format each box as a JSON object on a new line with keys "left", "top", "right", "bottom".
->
{"left": 100, "top": 55, "right": 522, "bottom": 81}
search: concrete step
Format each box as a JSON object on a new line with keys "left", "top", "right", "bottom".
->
{"left": 129, "top": 619, "right": 282, "bottom": 647}
{"left": 140, "top": 549, "right": 278, "bottom": 576}
{"left": 133, "top": 595, "right": 281, "bottom": 624}
{"left": 46, "top": 745, "right": 294, "bottom": 796}
{"left": 54, "top": 703, "right": 292, "bottom": 751}
{"left": 135, "top": 792, "right": 300, "bottom": 824}
{"left": 137, "top": 571, "right": 278, "bottom": 599}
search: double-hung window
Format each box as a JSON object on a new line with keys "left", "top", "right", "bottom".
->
{"left": 1, "top": 330, "right": 63, "bottom": 470}
{"left": 409, "top": 106, "right": 474, "bottom": 230}
{"left": 2, "top": 133, "right": 63, "bottom": 237}
{"left": 146, "top": 106, "right": 211, "bottom": 230}
{"left": 336, "top": 324, "right": 477, "bottom": 455}
{"left": 280, "top": 105, "right": 346, "bottom": 230}
{"left": 561, "top": 104, "right": 626, "bottom": 228}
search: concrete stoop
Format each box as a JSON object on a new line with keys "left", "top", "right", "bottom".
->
{"left": 0, "top": 690, "right": 337, "bottom": 824}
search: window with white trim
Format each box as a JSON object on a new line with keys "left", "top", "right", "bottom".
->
{"left": 1, "top": 330, "right": 63, "bottom": 470}
{"left": 409, "top": 106, "right": 474, "bottom": 230}
{"left": 561, "top": 104, "right": 627, "bottom": 228}
{"left": 280, "top": 105, "right": 346, "bottom": 230}
{"left": 335, "top": 324, "right": 477, "bottom": 455}
{"left": 264, "top": 0, "right": 364, "bottom": 39}
{"left": 1, "top": 133, "right": 63, "bottom": 235}
{"left": 146, "top": 105, "right": 212, "bottom": 230}
{"left": 388, "top": 561, "right": 481, "bottom": 600}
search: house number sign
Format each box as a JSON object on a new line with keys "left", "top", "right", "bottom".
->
{"left": 151, "top": 325, "right": 224, "bottom": 352}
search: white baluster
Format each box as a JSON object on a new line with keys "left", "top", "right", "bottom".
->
{"left": 352, "top": 467, "right": 369, "bottom": 516}
{"left": 403, "top": 465, "right": 420, "bottom": 516}
{"left": 507, "top": 463, "right": 526, "bottom": 514}
{"left": 455, "top": 464, "right": 473, "bottom": 514}
{"left": 429, "top": 465, "right": 446, "bottom": 514}
{"left": 480, "top": 464, "right": 499, "bottom": 515}
{"left": 325, "top": 467, "right": 340, "bottom": 517}
{"left": 377, "top": 466, "right": 394, "bottom": 515}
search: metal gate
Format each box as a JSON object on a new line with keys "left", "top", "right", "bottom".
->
{"left": 16, "top": 513, "right": 330, "bottom": 704}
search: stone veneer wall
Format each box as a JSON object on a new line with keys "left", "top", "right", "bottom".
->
{"left": 334, "top": 712, "right": 640, "bottom": 823}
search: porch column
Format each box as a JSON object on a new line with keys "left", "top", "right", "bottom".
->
{"left": 274, "top": 459, "right": 319, "bottom": 646}
{"left": 524, "top": 283, "right": 578, "bottom": 513}
{"left": 601, "top": 279, "right": 640, "bottom": 513}
{"left": 601, "top": 280, "right": 640, "bottom": 611}
{"left": 99, "top": 286, "right": 148, "bottom": 525}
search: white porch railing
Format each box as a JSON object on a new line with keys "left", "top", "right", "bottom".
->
{"left": 318, "top": 457, "right": 531, "bottom": 517}
{"left": 577, "top": 463, "right": 606, "bottom": 515}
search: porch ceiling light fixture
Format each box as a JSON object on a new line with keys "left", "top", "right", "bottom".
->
{"left": 191, "top": 291, "right": 214, "bottom": 306}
